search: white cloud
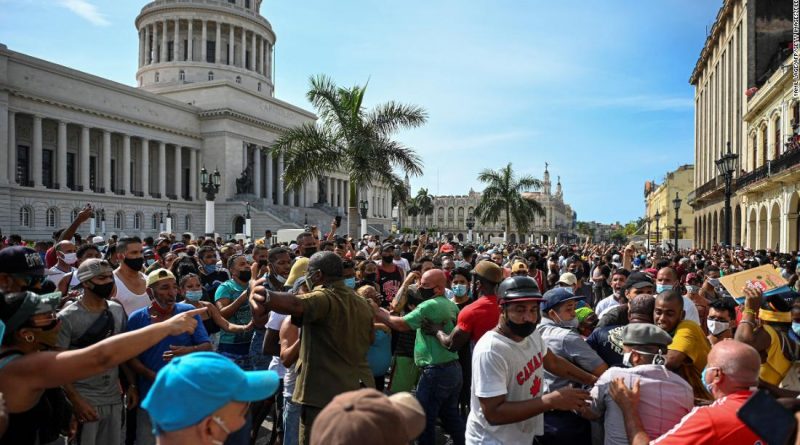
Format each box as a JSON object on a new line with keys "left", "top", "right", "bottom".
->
{"left": 57, "top": 0, "right": 109, "bottom": 26}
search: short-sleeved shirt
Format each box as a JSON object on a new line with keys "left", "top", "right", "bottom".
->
{"left": 586, "top": 325, "right": 625, "bottom": 367}
{"left": 537, "top": 317, "right": 605, "bottom": 391}
{"left": 668, "top": 320, "right": 711, "bottom": 400}
{"left": 292, "top": 281, "right": 375, "bottom": 408}
{"left": 649, "top": 390, "right": 763, "bottom": 444}
{"left": 595, "top": 295, "right": 622, "bottom": 318}
{"left": 403, "top": 296, "right": 460, "bottom": 367}
{"left": 466, "top": 330, "right": 548, "bottom": 444}
{"left": 589, "top": 365, "right": 693, "bottom": 445}
{"left": 214, "top": 279, "right": 252, "bottom": 345}
{"left": 126, "top": 303, "right": 210, "bottom": 399}
{"left": 456, "top": 295, "right": 500, "bottom": 344}
{"left": 56, "top": 300, "right": 127, "bottom": 406}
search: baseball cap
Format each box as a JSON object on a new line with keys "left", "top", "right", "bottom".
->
{"left": 286, "top": 257, "right": 309, "bottom": 287}
{"left": 142, "top": 352, "right": 279, "bottom": 433}
{"left": 575, "top": 307, "right": 595, "bottom": 323}
{"left": 0, "top": 247, "right": 45, "bottom": 275}
{"left": 472, "top": 260, "right": 504, "bottom": 284}
{"left": 311, "top": 388, "right": 425, "bottom": 445}
{"left": 440, "top": 243, "right": 455, "bottom": 254}
{"left": 558, "top": 272, "right": 577, "bottom": 287}
{"left": 625, "top": 272, "right": 654, "bottom": 291}
{"left": 76, "top": 259, "right": 114, "bottom": 283}
{"left": 1, "top": 291, "right": 61, "bottom": 338}
{"left": 541, "top": 287, "right": 584, "bottom": 312}
{"left": 146, "top": 269, "right": 176, "bottom": 287}
{"left": 511, "top": 261, "right": 528, "bottom": 274}
{"left": 91, "top": 236, "right": 105, "bottom": 245}
{"left": 621, "top": 324, "right": 672, "bottom": 349}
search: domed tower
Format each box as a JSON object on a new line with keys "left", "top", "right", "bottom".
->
{"left": 543, "top": 162, "right": 551, "bottom": 195}
{"left": 135, "top": 0, "right": 275, "bottom": 95}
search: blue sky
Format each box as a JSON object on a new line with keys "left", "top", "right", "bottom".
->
{"left": 0, "top": 0, "right": 723, "bottom": 224}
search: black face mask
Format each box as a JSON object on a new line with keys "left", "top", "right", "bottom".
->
{"left": 157, "top": 247, "right": 170, "bottom": 257}
{"left": 89, "top": 281, "right": 115, "bottom": 300}
{"left": 302, "top": 247, "right": 317, "bottom": 258}
{"left": 124, "top": 257, "right": 145, "bottom": 271}
{"left": 364, "top": 273, "right": 377, "bottom": 282}
{"left": 505, "top": 317, "right": 536, "bottom": 337}
{"left": 238, "top": 270, "right": 252, "bottom": 282}
{"left": 382, "top": 255, "right": 394, "bottom": 264}
{"left": 419, "top": 287, "right": 437, "bottom": 300}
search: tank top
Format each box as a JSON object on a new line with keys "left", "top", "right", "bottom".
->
{"left": 761, "top": 324, "right": 797, "bottom": 385}
{"left": 0, "top": 351, "right": 48, "bottom": 445}
{"left": 113, "top": 271, "right": 149, "bottom": 316}
{"left": 377, "top": 265, "right": 403, "bottom": 305}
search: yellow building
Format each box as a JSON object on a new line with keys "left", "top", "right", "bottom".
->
{"left": 644, "top": 165, "right": 695, "bottom": 248}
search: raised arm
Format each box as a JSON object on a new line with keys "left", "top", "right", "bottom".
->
{"left": 60, "top": 205, "right": 94, "bottom": 241}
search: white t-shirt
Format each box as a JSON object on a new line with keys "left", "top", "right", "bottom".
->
{"left": 267, "top": 312, "right": 288, "bottom": 378}
{"left": 393, "top": 258, "right": 410, "bottom": 273}
{"left": 466, "top": 330, "right": 548, "bottom": 445}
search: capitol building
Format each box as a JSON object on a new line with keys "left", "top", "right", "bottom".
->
{"left": 0, "top": 0, "right": 395, "bottom": 240}
{"left": 403, "top": 165, "right": 577, "bottom": 244}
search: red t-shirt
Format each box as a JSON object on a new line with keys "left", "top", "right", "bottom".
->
{"left": 45, "top": 247, "right": 57, "bottom": 268}
{"left": 456, "top": 295, "right": 500, "bottom": 344}
{"left": 651, "top": 390, "right": 762, "bottom": 444}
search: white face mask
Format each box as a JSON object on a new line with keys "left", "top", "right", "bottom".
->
{"left": 62, "top": 252, "right": 78, "bottom": 265}
{"left": 707, "top": 319, "right": 730, "bottom": 336}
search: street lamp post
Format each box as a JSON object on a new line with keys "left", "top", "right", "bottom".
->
{"left": 159, "top": 212, "right": 165, "bottom": 233}
{"left": 466, "top": 216, "right": 475, "bottom": 242}
{"left": 654, "top": 210, "right": 661, "bottom": 247}
{"left": 245, "top": 202, "right": 252, "bottom": 242}
{"left": 359, "top": 200, "right": 369, "bottom": 238}
{"left": 201, "top": 166, "right": 222, "bottom": 238}
{"left": 715, "top": 141, "right": 739, "bottom": 247}
{"left": 165, "top": 203, "right": 173, "bottom": 234}
{"left": 646, "top": 217, "right": 651, "bottom": 251}
{"left": 90, "top": 211, "right": 97, "bottom": 235}
{"left": 672, "top": 192, "right": 682, "bottom": 252}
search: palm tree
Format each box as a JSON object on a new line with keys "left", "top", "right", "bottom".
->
{"left": 474, "top": 163, "right": 544, "bottom": 241}
{"left": 413, "top": 188, "right": 434, "bottom": 229}
{"left": 272, "top": 74, "right": 427, "bottom": 237}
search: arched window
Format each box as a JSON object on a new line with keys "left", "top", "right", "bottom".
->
{"left": 71, "top": 208, "right": 81, "bottom": 222}
{"left": 457, "top": 207, "right": 464, "bottom": 223}
{"left": 447, "top": 207, "right": 454, "bottom": 225}
{"left": 114, "top": 211, "right": 124, "bottom": 229}
{"left": 775, "top": 116, "right": 781, "bottom": 158}
{"left": 152, "top": 213, "right": 159, "bottom": 230}
{"left": 19, "top": 206, "right": 32, "bottom": 227}
{"left": 155, "top": 72, "right": 160, "bottom": 82}
{"left": 185, "top": 214, "right": 191, "bottom": 230}
{"left": 438, "top": 207, "right": 445, "bottom": 224}
{"left": 179, "top": 70, "right": 185, "bottom": 81}
{"left": 45, "top": 207, "right": 58, "bottom": 228}
{"left": 134, "top": 212, "right": 143, "bottom": 230}
{"left": 235, "top": 76, "right": 241, "bottom": 84}
{"left": 208, "top": 71, "right": 214, "bottom": 81}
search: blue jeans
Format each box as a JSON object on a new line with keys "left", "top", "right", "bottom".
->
{"left": 218, "top": 342, "right": 252, "bottom": 370}
{"left": 249, "top": 330, "right": 273, "bottom": 371}
{"left": 283, "top": 395, "right": 301, "bottom": 445}
{"left": 415, "top": 361, "right": 465, "bottom": 445}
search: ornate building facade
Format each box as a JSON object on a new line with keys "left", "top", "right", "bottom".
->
{"left": 0, "top": 0, "right": 394, "bottom": 240}
{"left": 403, "top": 165, "right": 576, "bottom": 243}
{"left": 644, "top": 164, "right": 695, "bottom": 247}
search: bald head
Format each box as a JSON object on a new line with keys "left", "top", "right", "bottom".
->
{"left": 420, "top": 269, "right": 447, "bottom": 297}
{"left": 656, "top": 267, "right": 678, "bottom": 286}
{"left": 709, "top": 340, "right": 760, "bottom": 388}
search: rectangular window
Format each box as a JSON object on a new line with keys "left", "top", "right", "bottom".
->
{"left": 42, "top": 149, "right": 53, "bottom": 189}
{"left": 183, "top": 167, "right": 191, "bottom": 199}
{"left": 246, "top": 50, "right": 250, "bottom": 69}
{"left": 167, "top": 42, "right": 174, "bottom": 62}
{"left": 245, "top": 0, "right": 251, "bottom": 8}
{"left": 16, "top": 145, "right": 29, "bottom": 186}
{"left": 90, "top": 156, "right": 97, "bottom": 192}
{"left": 207, "top": 41, "right": 215, "bottom": 63}
{"left": 66, "top": 152, "right": 76, "bottom": 190}
{"left": 226, "top": 44, "right": 231, "bottom": 65}
{"left": 110, "top": 159, "right": 116, "bottom": 192}
{"left": 184, "top": 39, "right": 189, "bottom": 61}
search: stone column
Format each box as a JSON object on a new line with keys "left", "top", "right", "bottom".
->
{"left": 141, "top": 138, "right": 150, "bottom": 197}
{"left": 201, "top": 20, "right": 207, "bottom": 62}
{"left": 158, "top": 142, "right": 167, "bottom": 197}
{"left": 122, "top": 134, "right": 131, "bottom": 194}
{"left": 251, "top": 31, "right": 257, "bottom": 71}
{"left": 344, "top": 180, "right": 349, "bottom": 209}
{"left": 215, "top": 21, "right": 221, "bottom": 64}
{"left": 339, "top": 180, "right": 345, "bottom": 210}
{"left": 174, "top": 18, "right": 180, "bottom": 61}
{"left": 265, "top": 43, "right": 271, "bottom": 79}
{"left": 31, "top": 115, "right": 42, "bottom": 187}
{"left": 255, "top": 37, "right": 261, "bottom": 74}
{"left": 265, "top": 150, "right": 273, "bottom": 204}
{"left": 102, "top": 130, "right": 111, "bottom": 193}
{"left": 8, "top": 111, "right": 16, "bottom": 184}
{"left": 277, "top": 152, "right": 285, "bottom": 205}
{"left": 80, "top": 126, "right": 90, "bottom": 191}
{"left": 187, "top": 19, "right": 193, "bottom": 61}
{"left": 144, "top": 25, "right": 150, "bottom": 65}
{"left": 138, "top": 28, "right": 144, "bottom": 66}
{"left": 57, "top": 121, "right": 67, "bottom": 190}
{"left": 190, "top": 148, "right": 197, "bottom": 200}
{"left": 327, "top": 177, "right": 333, "bottom": 205}
{"left": 228, "top": 24, "right": 234, "bottom": 65}
{"left": 241, "top": 28, "right": 247, "bottom": 69}
{"left": 253, "top": 146, "right": 261, "bottom": 197}
{"left": 174, "top": 145, "right": 182, "bottom": 198}
{"left": 387, "top": 188, "right": 392, "bottom": 218}
{"left": 161, "top": 19, "right": 168, "bottom": 63}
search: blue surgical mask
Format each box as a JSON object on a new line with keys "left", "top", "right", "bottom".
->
{"left": 701, "top": 366, "right": 718, "bottom": 393}
{"left": 145, "top": 258, "right": 156, "bottom": 267}
{"left": 204, "top": 264, "right": 217, "bottom": 274}
{"left": 793, "top": 322, "right": 800, "bottom": 337}
{"left": 343, "top": 277, "right": 356, "bottom": 289}
{"left": 184, "top": 290, "right": 203, "bottom": 301}
{"left": 684, "top": 285, "right": 699, "bottom": 294}
{"left": 452, "top": 284, "right": 468, "bottom": 298}
{"left": 656, "top": 284, "right": 673, "bottom": 293}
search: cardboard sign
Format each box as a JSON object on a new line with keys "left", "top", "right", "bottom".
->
{"left": 718, "top": 264, "right": 789, "bottom": 299}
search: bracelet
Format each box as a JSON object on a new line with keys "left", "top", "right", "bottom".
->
{"left": 739, "top": 319, "right": 756, "bottom": 327}
{"left": 743, "top": 309, "right": 757, "bottom": 316}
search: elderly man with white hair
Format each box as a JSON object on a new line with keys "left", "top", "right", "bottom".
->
{"left": 608, "top": 340, "right": 764, "bottom": 444}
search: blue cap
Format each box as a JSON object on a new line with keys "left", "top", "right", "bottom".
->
{"left": 141, "top": 352, "right": 280, "bottom": 433}
{"left": 541, "top": 287, "right": 585, "bottom": 312}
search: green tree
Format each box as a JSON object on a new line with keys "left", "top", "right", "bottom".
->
{"left": 474, "top": 163, "right": 544, "bottom": 240}
{"left": 576, "top": 221, "right": 595, "bottom": 241}
{"left": 272, "top": 74, "right": 427, "bottom": 237}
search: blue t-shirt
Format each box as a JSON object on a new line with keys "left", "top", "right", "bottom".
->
{"left": 214, "top": 279, "right": 252, "bottom": 345}
{"left": 126, "top": 303, "right": 210, "bottom": 399}
{"left": 367, "top": 328, "right": 392, "bottom": 377}
{"left": 586, "top": 324, "right": 625, "bottom": 367}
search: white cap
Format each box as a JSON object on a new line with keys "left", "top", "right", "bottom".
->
{"left": 92, "top": 236, "right": 104, "bottom": 244}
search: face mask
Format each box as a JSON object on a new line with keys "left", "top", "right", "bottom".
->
{"left": 707, "top": 319, "right": 730, "bottom": 336}
{"left": 204, "top": 264, "right": 217, "bottom": 274}
{"left": 655, "top": 284, "right": 673, "bottom": 293}
{"left": 123, "top": 257, "right": 145, "bottom": 271}
{"left": 343, "top": 277, "right": 356, "bottom": 289}
{"left": 272, "top": 272, "right": 287, "bottom": 284}
{"left": 701, "top": 366, "right": 719, "bottom": 393}
{"left": 210, "top": 415, "right": 231, "bottom": 445}
{"left": 622, "top": 351, "right": 634, "bottom": 368}
{"left": 684, "top": 285, "right": 699, "bottom": 294}
{"left": 419, "top": 287, "right": 437, "bottom": 300}
{"left": 382, "top": 255, "right": 394, "bottom": 264}
{"left": 62, "top": 253, "right": 78, "bottom": 265}
{"left": 364, "top": 273, "right": 377, "bottom": 282}
{"left": 157, "top": 247, "right": 170, "bottom": 257}
{"left": 89, "top": 281, "right": 115, "bottom": 300}
{"left": 145, "top": 258, "right": 156, "bottom": 267}
{"left": 793, "top": 322, "right": 800, "bottom": 337}
{"left": 505, "top": 317, "right": 536, "bottom": 337}
{"left": 554, "top": 312, "right": 579, "bottom": 329}
{"left": 452, "top": 284, "right": 468, "bottom": 298}
{"left": 302, "top": 247, "right": 318, "bottom": 258}
{"left": 185, "top": 290, "right": 203, "bottom": 301}
{"left": 237, "top": 270, "right": 252, "bottom": 282}
{"left": 367, "top": 241, "right": 376, "bottom": 249}
{"left": 305, "top": 271, "right": 319, "bottom": 289}
{"left": 707, "top": 278, "right": 720, "bottom": 288}
{"left": 245, "top": 255, "right": 253, "bottom": 263}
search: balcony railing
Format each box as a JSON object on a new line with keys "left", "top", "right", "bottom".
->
{"left": 694, "top": 175, "right": 721, "bottom": 198}
{"left": 736, "top": 147, "right": 800, "bottom": 190}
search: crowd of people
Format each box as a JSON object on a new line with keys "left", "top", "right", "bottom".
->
{"left": 2, "top": 207, "right": 800, "bottom": 445}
